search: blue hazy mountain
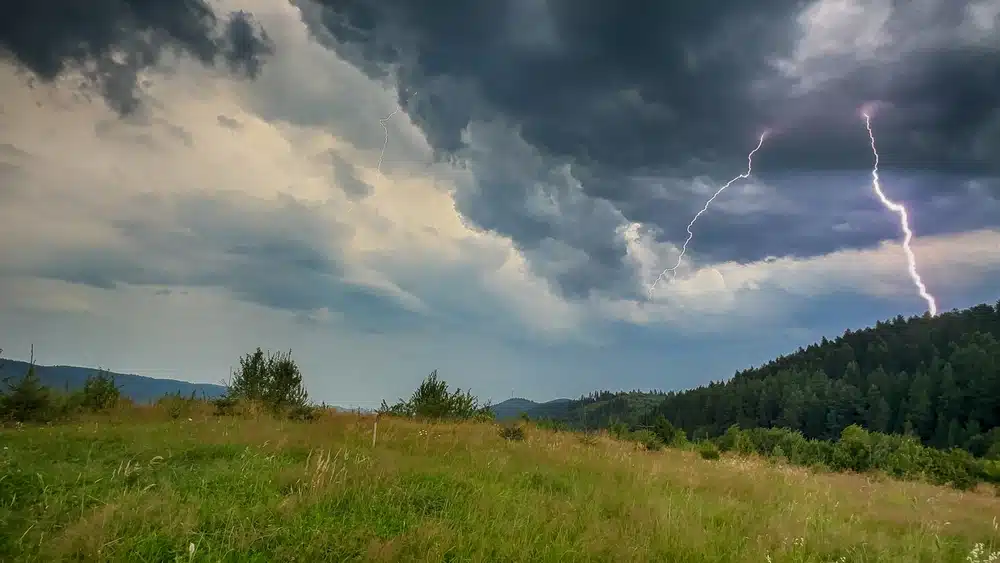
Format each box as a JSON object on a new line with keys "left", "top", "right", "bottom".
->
{"left": 0, "top": 359, "right": 226, "bottom": 404}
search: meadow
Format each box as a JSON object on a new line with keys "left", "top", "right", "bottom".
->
{"left": 2, "top": 403, "right": 999, "bottom": 563}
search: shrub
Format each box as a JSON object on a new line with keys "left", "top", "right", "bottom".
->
{"left": 717, "top": 424, "right": 744, "bottom": 453}
{"left": 212, "top": 396, "right": 239, "bottom": 416}
{"left": 499, "top": 423, "right": 525, "bottom": 441}
{"left": 472, "top": 407, "right": 496, "bottom": 423}
{"left": 157, "top": 391, "right": 196, "bottom": 420}
{"left": 381, "top": 370, "right": 494, "bottom": 422}
{"left": 632, "top": 429, "right": 664, "bottom": 451}
{"left": 976, "top": 459, "right": 1000, "bottom": 484}
{"left": 699, "top": 442, "right": 721, "bottom": 460}
{"left": 831, "top": 425, "right": 874, "bottom": 473}
{"left": 287, "top": 404, "right": 320, "bottom": 422}
{"left": 652, "top": 415, "right": 688, "bottom": 447}
{"left": 226, "top": 348, "right": 308, "bottom": 413}
{"left": 81, "top": 370, "right": 120, "bottom": 412}
{"left": 925, "top": 448, "right": 978, "bottom": 490}
{"left": 536, "top": 418, "right": 569, "bottom": 432}
{"left": 608, "top": 421, "right": 630, "bottom": 440}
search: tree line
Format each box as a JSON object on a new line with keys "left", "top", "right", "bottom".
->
{"left": 549, "top": 301, "right": 1000, "bottom": 460}
{"left": 0, "top": 345, "right": 497, "bottom": 426}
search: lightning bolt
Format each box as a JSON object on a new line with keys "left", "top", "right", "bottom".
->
{"left": 647, "top": 132, "right": 768, "bottom": 299}
{"left": 376, "top": 107, "right": 401, "bottom": 179}
{"left": 863, "top": 113, "right": 938, "bottom": 316}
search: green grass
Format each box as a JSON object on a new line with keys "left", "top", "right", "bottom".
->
{"left": 1, "top": 406, "right": 999, "bottom": 562}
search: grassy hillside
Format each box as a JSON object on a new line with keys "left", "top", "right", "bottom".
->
{"left": 2, "top": 404, "right": 998, "bottom": 562}
{"left": 0, "top": 359, "right": 226, "bottom": 404}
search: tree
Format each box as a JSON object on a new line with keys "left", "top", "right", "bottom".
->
{"left": 382, "top": 370, "right": 493, "bottom": 421}
{"left": 0, "top": 363, "right": 51, "bottom": 423}
{"left": 225, "top": 347, "right": 308, "bottom": 412}
{"left": 227, "top": 347, "right": 269, "bottom": 402}
{"left": 504, "top": 300, "right": 1000, "bottom": 459}
{"left": 650, "top": 414, "right": 681, "bottom": 445}
{"left": 864, "top": 384, "right": 891, "bottom": 434}
{"left": 263, "top": 349, "right": 308, "bottom": 410}
{"left": 81, "top": 370, "right": 121, "bottom": 411}
{"left": 903, "top": 370, "right": 933, "bottom": 439}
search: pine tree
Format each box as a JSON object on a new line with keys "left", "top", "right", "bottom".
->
{"left": 0, "top": 364, "right": 51, "bottom": 422}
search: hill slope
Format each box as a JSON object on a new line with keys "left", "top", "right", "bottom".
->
{"left": 0, "top": 359, "right": 226, "bottom": 404}
{"left": 547, "top": 301, "right": 1000, "bottom": 457}
{"left": 491, "top": 397, "right": 573, "bottom": 420}
{"left": 2, "top": 408, "right": 997, "bottom": 561}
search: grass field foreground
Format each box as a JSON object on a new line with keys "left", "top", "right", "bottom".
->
{"left": 2, "top": 406, "right": 999, "bottom": 562}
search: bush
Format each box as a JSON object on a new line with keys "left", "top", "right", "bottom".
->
{"left": 212, "top": 396, "right": 239, "bottom": 416}
{"left": 472, "top": 407, "right": 496, "bottom": 423}
{"left": 536, "top": 418, "right": 569, "bottom": 432}
{"left": 157, "top": 391, "right": 197, "bottom": 419}
{"left": 81, "top": 371, "right": 120, "bottom": 412}
{"left": 632, "top": 429, "right": 664, "bottom": 451}
{"left": 380, "top": 370, "right": 494, "bottom": 422}
{"left": 287, "top": 404, "right": 320, "bottom": 422}
{"left": 226, "top": 348, "right": 308, "bottom": 413}
{"left": 652, "top": 415, "right": 686, "bottom": 447}
{"left": 717, "top": 424, "right": 745, "bottom": 453}
{"left": 976, "top": 459, "right": 1000, "bottom": 484}
{"left": 499, "top": 423, "right": 525, "bottom": 441}
{"left": 926, "top": 448, "right": 978, "bottom": 490}
{"left": 699, "top": 442, "right": 721, "bottom": 460}
{"left": 608, "top": 421, "right": 630, "bottom": 440}
{"left": 711, "top": 421, "right": 990, "bottom": 491}
{"left": 831, "top": 425, "right": 874, "bottom": 473}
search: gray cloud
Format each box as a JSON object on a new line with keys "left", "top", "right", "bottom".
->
{"left": 329, "top": 150, "right": 374, "bottom": 200}
{"left": 18, "top": 191, "right": 422, "bottom": 331}
{"left": 0, "top": 2, "right": 274, "bottom": 115}
{"left": 455, "top": 121, "right": 636, "bottom": 299}
{"left": 293, "top": 0, "right": 1000, "bottom": 300}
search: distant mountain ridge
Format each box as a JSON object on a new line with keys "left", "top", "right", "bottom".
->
{"left": 0, "top": 359, "right": 226, "bottom": 404}
{"left": 491, "top": 397, "right": 573, "bottom": 420}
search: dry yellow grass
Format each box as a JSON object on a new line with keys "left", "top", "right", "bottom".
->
{"left": 1, "top": 406, "right": 998, "bottom": 562}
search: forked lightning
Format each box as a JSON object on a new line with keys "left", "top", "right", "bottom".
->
{"left": 863, "top": 112, "right": 938, "bottom": 316}
{"left": 647, "top": 132, "right": 768, "bottom": 298}
{"left": 377, "top": 107, "right": 401, "bottom": 179}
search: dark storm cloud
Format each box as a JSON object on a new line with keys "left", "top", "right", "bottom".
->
{"left": 297, "top": 0, "right": 1000, "bottom": 174}
{"left": 22, "top": 191, "right": 421, "bottom": 329}
{"left": 666, "top": 172, "right": 1000, "bottom": 266}
{"left": 297, "top": 0, "right": 999, "bottom": 298}
{"left": 0, "top": 2, "right": 274, "bottom": 115}
{"left": 456, "top": 121, "right": 637, "bottom": 298}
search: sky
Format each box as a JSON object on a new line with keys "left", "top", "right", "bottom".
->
{"left": 0, "top": 0, "right": 998, "bottom": 408}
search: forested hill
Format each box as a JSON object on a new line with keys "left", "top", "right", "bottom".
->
{"left": 557, "top": 301, "right": 1000, "bottom": 458}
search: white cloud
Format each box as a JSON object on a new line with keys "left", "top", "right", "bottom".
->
{"left": 628, "top": 226, "right": 1000, "bottom": 332}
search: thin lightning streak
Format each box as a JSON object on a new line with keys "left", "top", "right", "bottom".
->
{"left": 863, "top": 113, "right": 938, "bottom": 316}
{"left": 647, "top": 132, "right": 768, "bottom": 299}
{"left": 377, "top": 107, "right": 401, "bottom": 179}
